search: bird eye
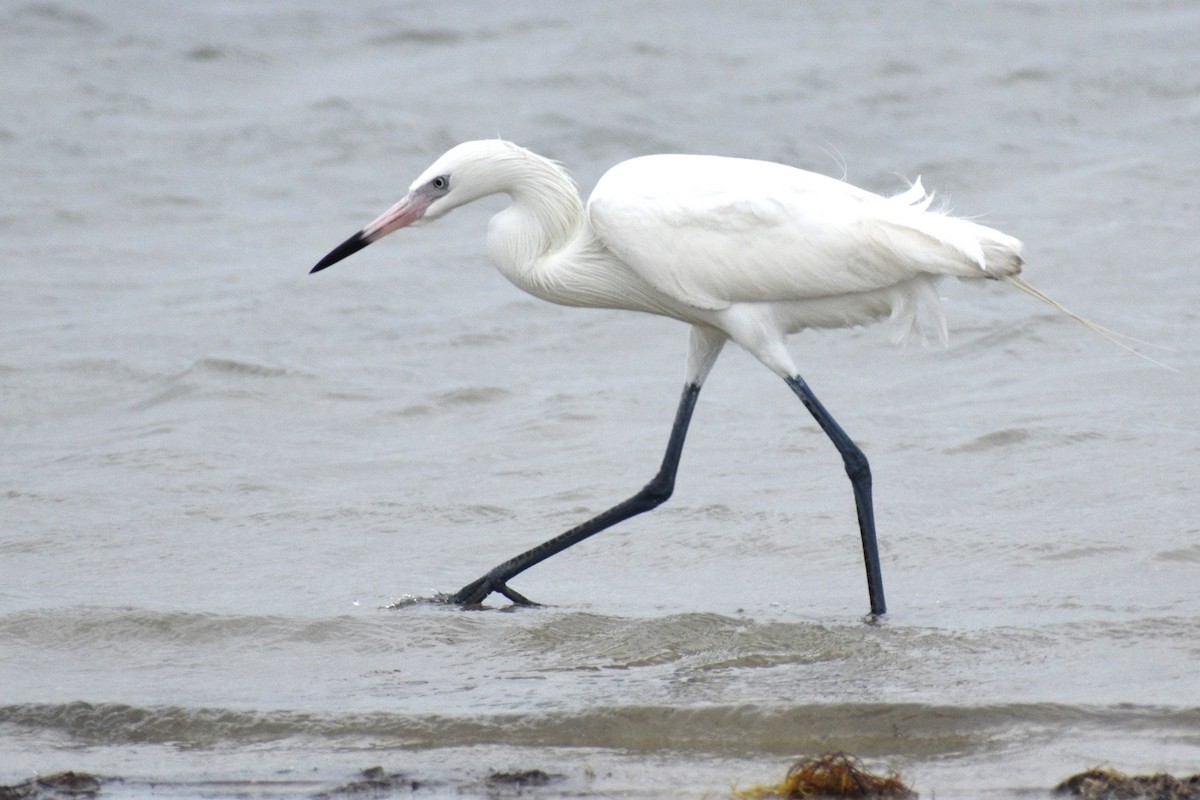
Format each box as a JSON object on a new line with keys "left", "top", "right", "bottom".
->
{"left": 431, "top": 175, "right": 449, "bottom": 190}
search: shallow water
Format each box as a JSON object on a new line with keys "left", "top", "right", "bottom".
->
{"left": 2, "top": 1, "right": 1199, "bottom": 797}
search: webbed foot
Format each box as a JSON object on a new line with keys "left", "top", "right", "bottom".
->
{"left": 445, "top": 574, "right": 538, "bottom": 607}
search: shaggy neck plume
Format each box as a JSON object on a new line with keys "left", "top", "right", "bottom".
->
{"left": 485, "top": 147, "right": 584, "bottom": 280}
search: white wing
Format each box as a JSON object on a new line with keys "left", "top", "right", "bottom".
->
{"left": 586, "top": 155, "right": 1022, "bottom": 312}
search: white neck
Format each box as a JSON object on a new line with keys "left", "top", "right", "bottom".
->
{"left": 479, "top": 146, "right": 673, "bottom": 315}
{"left": 485, "top": 153, "right": 583, "bottom": 285}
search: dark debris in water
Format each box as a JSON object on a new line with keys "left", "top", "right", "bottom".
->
{"left": 1055, "top": 767, "right": 1200, "bottom": 800}
{"left": 736, "top": 753, "right": 915, "bottom": 799}
{"left": 0, "top": 772, "right": 103, "bottom": 800}
{"left": 312, "top": 766, "right": 422, "bottom": 798}
{"left": 311, "top": 766, "right": 561, "bottom": 798}
{"left": 485, "top": 768, "right": 562, "bottom": 790}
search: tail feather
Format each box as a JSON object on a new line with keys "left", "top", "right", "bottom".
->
{"left": 888, "top": 178, "right": 1023, "bottom": 277}
{"left": 889, "top": 180, "right": 1168, "bottom": 368}
{"left": 1003, "top": 275, "right": 1175, "bottom": 370}
{"left": 892, "top": 176, "right": 934, "bottom": 211}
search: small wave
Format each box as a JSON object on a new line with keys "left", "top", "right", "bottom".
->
{"left": 430, "top": 386, "right": 512, "bottom": 407}
{"left": 367, "top": 28, "right": 468, "bottom": 48}
{"left": 1156, "top": 544, "right": 1200, "bottom": 564}
{"left": 943, "top": 428, "right": 1030, "bottom": 454}
{"left": 126, "top": 356, "right": 314, "bottom": 410}
{"left": 0, "top": 607, "right": 367, "bottom": 649}
{"left": 10, "top": 4, "right": 105, "bottom": 34}
{"left": 509, "top": 612, "right": 868, "bottom": 670}
{"left": 192, "top": 357, "right": 303, "bottom": 379}
{"left": 2, "top": 700, "right": 1198, "bottom": 758}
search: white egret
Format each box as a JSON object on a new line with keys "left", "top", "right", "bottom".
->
{"left": 310, "top": 140, "right": 1121, "bottom": 615}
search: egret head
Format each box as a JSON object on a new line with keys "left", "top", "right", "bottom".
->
{"left": 309, "top": 140, "right": 536, "bottom": 274}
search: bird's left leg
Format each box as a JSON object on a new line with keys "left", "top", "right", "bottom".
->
{"left": 446, "top": 325, "right": 727, "bottom": 607}
{"left": 785, "top": 374, "right": 887, "bottom": 616}
{"left": 446, "top": 380, "right": 701, "bottom": 606}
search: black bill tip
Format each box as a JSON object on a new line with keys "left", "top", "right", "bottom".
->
{"left": 310, "top": 231, "right": 371, "bottom": 274}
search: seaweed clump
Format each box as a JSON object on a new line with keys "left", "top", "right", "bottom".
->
{"left": 485, "top": 769, "right": 562, "bottom": 791}
{"left": 1055, "top": 767, "right": 1200, "bottom": 800}
{"left": 736, "top": 752, "right": 915, "bottom": 799}
{"left": 0, "top": 772, "right": 102, "bottom": 800}
{"left": 312, "top": 766, "right": 420, "bottom": 798}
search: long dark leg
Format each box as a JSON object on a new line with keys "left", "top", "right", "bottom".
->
{"left": 785, "top": 374, "right": 887, "bottom": 616}
{"left": 447, "top": 382, "right": 703, "bottom": 606}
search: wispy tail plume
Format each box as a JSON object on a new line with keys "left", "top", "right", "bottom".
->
{"left": 1003, "top": 275, "right": 1175, "bottom": 370}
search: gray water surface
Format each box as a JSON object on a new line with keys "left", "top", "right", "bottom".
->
{"left": 2, "top": 2, "right": 1198, "bottom": 797}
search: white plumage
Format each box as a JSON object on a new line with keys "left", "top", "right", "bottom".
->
{"left": 307, "top": 139, "right": 1115, "bottom": 614}
{"left": 338, "top": 140, "right": 1024, "bottom": 380}
{"left": 588, "top": 153, "right": 1022, "bottom": 348}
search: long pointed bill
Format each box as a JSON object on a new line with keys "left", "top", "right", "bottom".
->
{"left": 310, "top": 191, "right": 432, "bottom": 274}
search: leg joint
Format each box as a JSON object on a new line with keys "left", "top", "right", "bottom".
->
{"left": 638, "top": 470, "right": 675, "bottom": 506}
{"left": 842, "top": 445, "right": 871, "bottom": 483}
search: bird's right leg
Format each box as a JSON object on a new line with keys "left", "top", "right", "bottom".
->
{"left": 785, "top": 373, "right": 887, "bottom": 616}
{"left": 446, "top": 326, "right": 726, "bottom": 606}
